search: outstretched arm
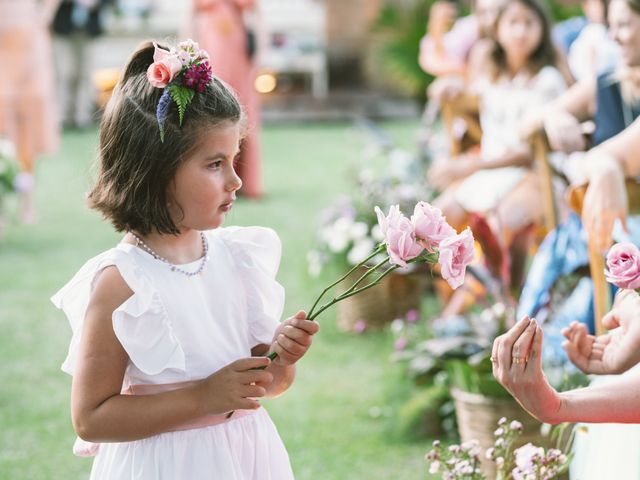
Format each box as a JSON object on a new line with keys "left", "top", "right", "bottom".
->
{"left": 493, "top": 315, "right": 640, "bottom": 425}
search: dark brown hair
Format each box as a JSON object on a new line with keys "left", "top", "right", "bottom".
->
{"left": 626, "top": 0, "right": 640, "bottom": 14}
{"left": 487, "top": 0, "right": 558, "bottom": 80}
{"left": 88, "top": 41, "right": 244, "bottom": 235}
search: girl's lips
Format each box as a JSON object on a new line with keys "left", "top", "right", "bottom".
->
{"left": 220, "top": 202, "right": 233, "bottom": 212}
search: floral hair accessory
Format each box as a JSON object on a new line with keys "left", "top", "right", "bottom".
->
{"left": 146, "top": 39, "right": 212, "bottom": 141}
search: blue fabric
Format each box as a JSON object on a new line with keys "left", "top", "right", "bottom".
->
{"left": 552, "top": 16, "right": 588, "bottom": 54}
{"left": 593, "top": 73, "right": 640, "bottom": 147}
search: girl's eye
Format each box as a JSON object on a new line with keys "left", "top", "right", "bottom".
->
{"left": 208, "top": 160, "right": 223, "bottom": 170}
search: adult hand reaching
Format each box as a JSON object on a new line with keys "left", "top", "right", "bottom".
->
{"left": 491, "top": 316, "right": 562, "bottom": 423}
{"left": 581, "top": 154, "right": 628, "bottom": 254}
{"left": 562, "top": 289, "right": 640, "bottom": 374}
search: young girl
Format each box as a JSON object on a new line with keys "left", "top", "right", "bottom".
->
{"left": 52, "top": 40, "right": 318, "bottom": 479}
{"left": 429, "top": 0, "right": 566, "bottom": 235}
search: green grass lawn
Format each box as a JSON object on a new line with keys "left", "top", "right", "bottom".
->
{"left": 0, "top": 120, "right": 441, "bottom": 479}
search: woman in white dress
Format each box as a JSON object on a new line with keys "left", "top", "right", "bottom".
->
{"left": 53, "top": 40, "right": 319, "bottom": 479}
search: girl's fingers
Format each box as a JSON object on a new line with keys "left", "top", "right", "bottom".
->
{"left": 491, "top": 336, "right": 500, "bottom": 376}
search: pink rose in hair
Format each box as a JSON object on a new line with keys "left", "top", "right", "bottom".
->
{"left": 438, "top": 227, "right": 474, "bottom": 289}
{"left": 411, "top": 201, "right": 456, "bottom": 252}
{"left": 375, "top": 205, "right": 424, "bottom": 268}
{"left": 147, "top": 45, "right": 183, "bottom": 88}
{"left": 605, "top": 242, "right": 640, "bottom": 289}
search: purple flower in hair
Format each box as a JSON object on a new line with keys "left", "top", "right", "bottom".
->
{"left": 183, "top": 61, "right": 213, "bottom": 93}
{"left": 156, "top": 89, "right": 172, "bottom": 141}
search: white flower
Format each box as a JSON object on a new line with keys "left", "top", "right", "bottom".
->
{"left": 390, "top": 319, "right": 405, "bottom": 334}
{"left": 0, "top": 138, "right": 16, "bottom": 159}
{"left": 428, "top": 461, "right": 440, "bottom": 474}
{"left": 350, "top": 222, "right": 369, "bottom": 240}
{"left": 371, "top": 224, "right": 385, "bottom": 242}
{"left": 514, "top": 443, "right": 545, "bottom": 474}
{"left": 509, "top": 420, "right": 523, "bottom": 431}
{"left": 498, "top": 417, "right": 507, "bottom": 425}
{"left": 307, "top": 250, "right": 323, "bottom": 278}
{"left": 496, "top": 457, "right": 504, "bottom": 468}
{"left": 495, "top": 438, "right": 505, "bottom": 448}
{"left": 347, "top": 238, "right": 375, "bottom": 265}
{"left": 494, "top": 427, "right": 505, "bottom": 436}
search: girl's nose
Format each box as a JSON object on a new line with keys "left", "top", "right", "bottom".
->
{"left": 227, "top": 169, "right": 242, "bottom": 192}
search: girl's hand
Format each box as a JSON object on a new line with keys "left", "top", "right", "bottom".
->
{"left": 492, "top": 316, "right": 562, "bottom": 423}
{"left": 564, "top": 290, "right": 640, "bottom": 374}
{"left": 199, "top": 357, "right": 274, "bottom": 414}
{"left": 581, "top": 155, "right": 628, "bottom": 254}
{"left": 269, "top": 311, "right": 320, "bottom": 366}
{"left": 543, "top": 110, "right": 586, "bottom": 153}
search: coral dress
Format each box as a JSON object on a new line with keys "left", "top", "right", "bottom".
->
{"left": 193, "top": 0, "right": 263, "bottom": 198}
{"left": 0, "top": 0, "right": 59, "bottom": 170}
{"left": 52, "top": 227, "right": 294, "bottom": 480}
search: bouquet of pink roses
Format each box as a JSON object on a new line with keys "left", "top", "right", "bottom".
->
{"left": 305, "top": 201, "right": 474, "bottom": 321}
{"left": 269, "top": 201, "right": 474, "bottom": 362}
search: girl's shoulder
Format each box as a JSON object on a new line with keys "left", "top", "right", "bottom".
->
{"left": 209, "top": 226, "right": 282, "bottom": 275}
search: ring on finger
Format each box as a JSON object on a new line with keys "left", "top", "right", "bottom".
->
{"left": 490, "top": 356, "right": 498, "bottom": 363}
{"left": 512, "top": 357, "right": 527, "bottom": 365}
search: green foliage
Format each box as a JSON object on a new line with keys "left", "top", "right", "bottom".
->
{"left": 168, "top": 84, "right": 195, "bottom": 126}
{"left": 369, "top": 0, "right": 434, "bottom": 99}
{"left": 396, "top": 383, "right": 450, "bottom": 440}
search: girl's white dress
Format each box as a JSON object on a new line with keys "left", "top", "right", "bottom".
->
{"left": 454, "top": 66, "right": 567, "bottom": 212}
{"left": 52, "top": 227, "right": 295, "bottom": 480}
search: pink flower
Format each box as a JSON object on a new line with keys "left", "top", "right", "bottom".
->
{"left": 394, "top": 337, "right": 408, "bottom": 351}
{"left": 375, "top": 205, "right": 424, "bottom": 267}
{"left": 405, "top": 309, "right": 419, "bottom": 323}
{"left": 438, "top": 227, "right": 474, "bottom": 289}
{"left": 411, "top": 201, "right": 456, "bottom": 251}
{"left": 147, "top": 45, "right": 183, "bottom": 88}
{"left": 605, "top": 242, "right": 640, "bottom": 289}
{"left": 353, "top": 320, "right": 367, "bottom": 334}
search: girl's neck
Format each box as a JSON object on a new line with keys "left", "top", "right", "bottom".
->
{"left": 505, "top": 53, "right": 529, "bottom": 78}
{"left": 127, "top": 229, "right": 205, "bottom": 265}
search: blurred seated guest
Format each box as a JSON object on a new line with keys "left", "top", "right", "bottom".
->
{"left": 420, "top": 0, "right": 507, "bottom": 81}
{"left": 517, "top": 0, "right": 640, "bottom": 331}
{"left": 52, "top": 0, "right": 113, "bottom": 129}
{"left": 567, "top": 0, "right": 622, "bottom": 81}
{"left": 428, "top": 0, "right": 566, "bottom": 252}
{"left": 0, "top": 0, "right": 60, "bottom": 223}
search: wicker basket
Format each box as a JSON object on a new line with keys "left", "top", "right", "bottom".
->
{"left": 451, "top": 388, "right": 554, "bottom": 478}
{"left": 336, "top": 266, "right": 426, "bottom": 331}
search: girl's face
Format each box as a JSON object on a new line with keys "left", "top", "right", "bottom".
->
{"left": 608, "top": 0, "right": 640, "bottom": 66}
{"left": 496, "top": 2, "right": 543, "bottom": 68}
{"left": 168, "top": 121, "right": 242, "bottom": 231}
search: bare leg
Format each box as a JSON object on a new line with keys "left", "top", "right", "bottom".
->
{"left": 433, "top": 185, "right": 469, "bottom": 231}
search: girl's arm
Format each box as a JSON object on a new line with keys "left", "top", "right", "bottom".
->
{"left": 589, "top": 116, "right": 640, "bottom": 177}
{"left": 72, "top": 267, "right": 271, "bottom": 443}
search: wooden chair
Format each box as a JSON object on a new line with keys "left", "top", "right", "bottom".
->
{"left": 440, "top": 94, "right": 482, "bottom": 156}
{"left": 530, "top": 130, "right": 561, "bottom": 235}
{"left": 568, "top": 179, "right": 640, "bottom": 335}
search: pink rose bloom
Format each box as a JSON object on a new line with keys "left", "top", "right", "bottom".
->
{"left": 605, "top": 242, "right": 640, "bottom": 289}
{"left": 375, "top": 205, "right": 424, "bottom": 267}
{"left": 394, "top": 337, "right": 408, "bottom": 351}
{"left": 147, "top": 46, "right": 183, "bottom": 88}
{"left": 438, "top": 227, "right": 474, "bottom": 289}
{"left": 411, "top": 201, "right": 456, "bottom": 251}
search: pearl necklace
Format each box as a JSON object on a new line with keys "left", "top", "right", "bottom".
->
{"left": 129, "top": 231, "right": 209, "bottom": 277}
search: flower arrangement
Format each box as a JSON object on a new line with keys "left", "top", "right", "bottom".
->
{"left": 146, "top": 40, "right": 213, "bottom": 141}
{"left": 425, "top": 417, "right": 569, "bottom": 480}
{"left": 605, "top": 242, "right": 640, "bottom": 290}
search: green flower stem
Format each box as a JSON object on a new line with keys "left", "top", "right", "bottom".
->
{"left": 307, "top": 243, "right": 385, "bottom": 319}
{"left": 308, "top": 262, "right": 400, "bottom": 321}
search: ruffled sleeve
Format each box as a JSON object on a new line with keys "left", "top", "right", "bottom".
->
{"left": 52, "top": 248, "right": 186, "bottom": 377}
{"left": 217, "top": 227, "right": 285, "bottom": 346}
